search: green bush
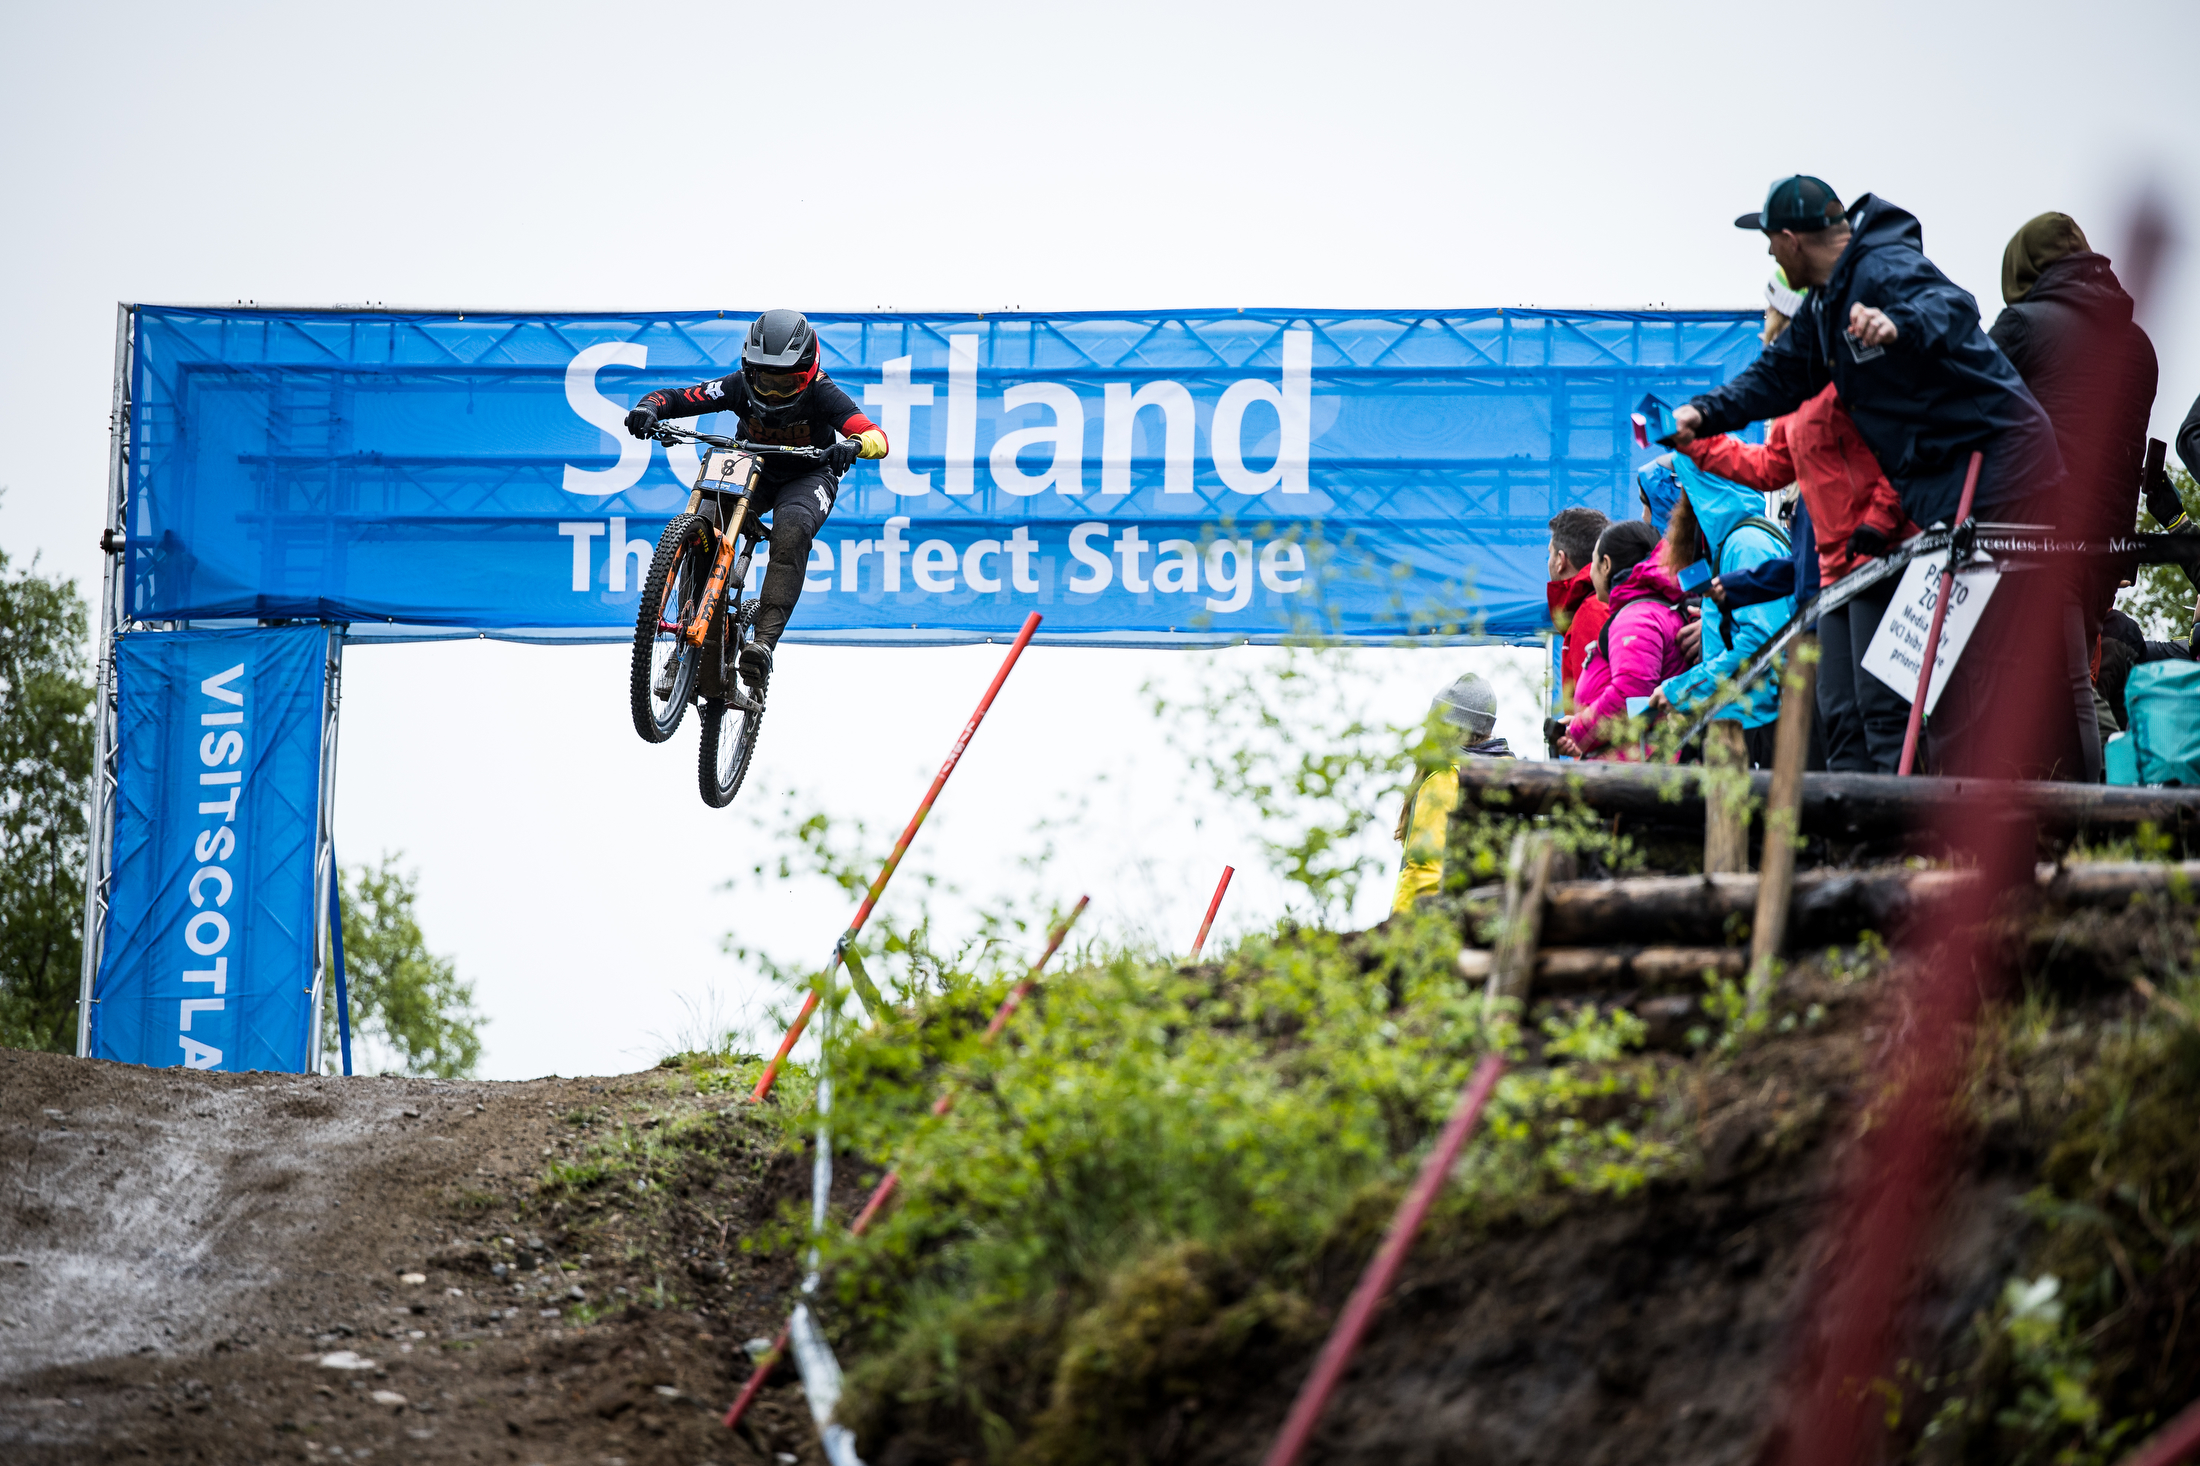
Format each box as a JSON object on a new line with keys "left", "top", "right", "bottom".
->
{"left": 0, "top": 545, "right": 93, "bottom": 1053}
{"left": 784, "top": 909, "right": 1693, "bottom": 1461}
{"left": 323, "top": 855, "right": 484, "bottom": 1076}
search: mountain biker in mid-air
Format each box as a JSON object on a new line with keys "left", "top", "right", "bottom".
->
{"left": 623, "top": 310, "right": 889, "bottom": 685}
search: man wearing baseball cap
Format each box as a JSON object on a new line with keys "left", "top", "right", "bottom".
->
{"left": 1666, "top": 178, "right": 2093, "bottom": 781}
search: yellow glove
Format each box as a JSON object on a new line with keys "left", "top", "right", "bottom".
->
{"left": 854, "top": 428, "right": 889, "bottom": 460}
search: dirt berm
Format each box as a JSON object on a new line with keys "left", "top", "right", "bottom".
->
{"left": 4, "top": 908, "right": 2196, "bottom": 1464}
{"left": 0, "top": 1051, "right": 830, "bottom": 1465}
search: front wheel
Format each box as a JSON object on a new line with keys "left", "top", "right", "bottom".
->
{"left": 698, "top": 691, "right": 763, "bottom": 808}
{"left": 630, "top": 513, "right": 714, "bottom": 743}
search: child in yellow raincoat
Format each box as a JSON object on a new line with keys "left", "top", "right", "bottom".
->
{"left": 1393, "top": 674, "right": 1512, "bottom": 913}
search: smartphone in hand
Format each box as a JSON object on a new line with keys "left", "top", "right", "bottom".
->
{"left": 1632, "top": 393, "right": 1677, "bottom": 449}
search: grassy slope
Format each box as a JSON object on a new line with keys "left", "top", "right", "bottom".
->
{"left": 661, "top": 889, "right": 2200, "bottom": 1466}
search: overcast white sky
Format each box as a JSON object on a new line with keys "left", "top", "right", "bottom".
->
{"left": 4, "top": 1, "right": 2196, "bottom": 1078}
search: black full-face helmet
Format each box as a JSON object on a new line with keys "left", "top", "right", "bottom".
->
{"left": 742, "top": 310, "right": 820, "bottom": 415}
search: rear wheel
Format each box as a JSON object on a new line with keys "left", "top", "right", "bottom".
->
{"left": 698, "top": 690, "right": 763, "bottom": 808}
{"left": 630, "top": 513, "right": 713, "bottom": 743}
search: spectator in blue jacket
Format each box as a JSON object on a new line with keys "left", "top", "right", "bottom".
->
{"left": 1707, "top": 491, "right": 1814, "bottom": 616}
{"left": 1668, "top": 177, "right": 2093, "bottom": 781}
{"left": 1647, "top": 454, "right": 1795, "bottom": 766}
{"left": 1704, "top": 493, "right": 1832, "bottom": 772}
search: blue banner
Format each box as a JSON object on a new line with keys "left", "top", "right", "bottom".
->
{"left": 128, "top": 306, "right": 1761, "bottom": 645}
{"left": 90, "top": 626, "right": 330, "bottom": 1072}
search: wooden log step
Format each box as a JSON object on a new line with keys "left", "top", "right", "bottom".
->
{"left": 1459, "top": 862, "right": 2200, "bottom": 948}
{"left": 1455, "top": 945, "right": 1745, "bottom": 993}
{"left": 1450, "top": 756, "right": 2200, "bottom": 841}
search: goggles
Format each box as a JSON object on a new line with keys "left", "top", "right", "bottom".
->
{"left": 747, "top": 363, "right": 815, "bottom": 401}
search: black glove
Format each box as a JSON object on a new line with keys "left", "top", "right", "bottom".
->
{"left": 624, "top": 407, "right": 658, "bottom": 440}
{"left": 1543, "top": 717, "right": 1568, "bottom": 753}
{"left": 2145, "top": 463, "right": 2188, "bottom": 529}
{"left": 1847, "top": 524, "right": 1892, "bottom": 560}
{"left": 826, "top": 437, "right": 863, "bottom": 474}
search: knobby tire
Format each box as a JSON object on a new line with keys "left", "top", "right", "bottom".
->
{"left": 630, "top": 513, "right": 713, "bottom": 744}
{"left": 698, "top": 692, "right": 763, "bottom": 808}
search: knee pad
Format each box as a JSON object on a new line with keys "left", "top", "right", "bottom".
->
{"left": 758, "top": 559, "right": 804, "bottom": 611}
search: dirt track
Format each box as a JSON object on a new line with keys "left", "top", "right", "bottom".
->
{"left": 0, "top": 1048, "right": 822, "bottom": 1465}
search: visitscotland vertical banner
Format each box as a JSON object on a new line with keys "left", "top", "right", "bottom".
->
{"left": 89, "top": 626, "right": 331, "bottom": 1072}
{"left": 125, "top": 306, "right": 1761, "bottom": 644}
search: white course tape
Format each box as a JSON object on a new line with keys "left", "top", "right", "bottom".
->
{"left": 789, "top": 1303, "right": 866, "bottom": 1466}
{"left": 791, "top": 1014, "right": 865, "bottom": 1465}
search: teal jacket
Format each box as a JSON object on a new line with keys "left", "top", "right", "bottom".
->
{"left": 1658, "top": 454, "right": 1794, "bottom": 729}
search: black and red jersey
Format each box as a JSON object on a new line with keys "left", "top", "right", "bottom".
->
{"left": 638, "top": 370, "right": 882, "bottom": 484}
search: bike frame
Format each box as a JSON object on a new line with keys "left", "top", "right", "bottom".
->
{"left": 687, "top": 478, "right": 756, "bottom": 647}
{"left": 652, "top": 425, "right": 828, "bottom": 655}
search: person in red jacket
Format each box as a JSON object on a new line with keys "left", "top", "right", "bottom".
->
{"left": 1680, "top": 271, "right": 1917, "bottom": 773}
{"left": 1545, "top": 506, "right": 1611, "bottom": 712}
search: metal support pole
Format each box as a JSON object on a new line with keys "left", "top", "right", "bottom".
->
{"left": 77, "top": 303, "right": 133, "bottom": 1058}
{"left": 305, "top": 628, "right": 344, "bottom": 1073}
{"left": 329, "top": 845, "right": 352, "bottom": 1077}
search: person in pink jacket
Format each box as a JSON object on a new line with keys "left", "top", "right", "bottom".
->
{"left": 1558, "top": 520, "right": 1689, "bottom": 758}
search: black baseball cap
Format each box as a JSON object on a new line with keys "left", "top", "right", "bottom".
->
{"left": 1735, "top": 175, "right": 1847, "bottom": 233}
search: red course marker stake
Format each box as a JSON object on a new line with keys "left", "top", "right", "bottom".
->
{"left": 1190, "top": 865, "right": 1235, "bottom": 960}
{"left": 721, "top": 1324, "right": 787, "bottom": 1430}
{"left": 1897, "top": 450, "right": 1983, "bottom": 777}
{"left": 1259, "top": 1054, "right": 1506, "bottom": 1466}
{"left": 846, "top": 895, "right": 1089, "bottom": 1236}
{"left": 2111, "top": 1394, "right": 2200, "bottom": 1466}
{"left": 748, "top": 612, "right": 1042, "bottom": 1104}
{"left": 724, "top": 895, "right": 1089, "bottom": 1433}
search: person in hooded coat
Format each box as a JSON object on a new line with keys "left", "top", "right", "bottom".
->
{"left": 1646, "top": 455, "right": 1795, "bottom": 766}
{"left": 1684, "top": 269, "right": 1915, "bottom": 772}
{"left": 1670, "top": 178, "right": 2091, "bottom": 782}
{"left": 1988, "top": 213, "right": 2159, "bottom": 640}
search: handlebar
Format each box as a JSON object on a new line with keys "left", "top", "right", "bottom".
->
{"left": 648, "top": 423, "right": 828, "bottom": 459}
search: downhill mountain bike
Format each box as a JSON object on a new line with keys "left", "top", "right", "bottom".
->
{"left": 629, "top": 425, "right": 826, "bottom": 808}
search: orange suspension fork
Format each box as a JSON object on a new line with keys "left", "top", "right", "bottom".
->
{"left": 685, "top": 494, "right": 752, "bottom": 646}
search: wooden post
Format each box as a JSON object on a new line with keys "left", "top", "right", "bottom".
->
{"left": 1748, "top": 635, "right": 1819, "bottom": 1012}
{"left": 1488, "top": 832, "right": 1555, "bottom": 1004}
{"left": 1704, "top": 720, "right": 1752, "bottom": 874}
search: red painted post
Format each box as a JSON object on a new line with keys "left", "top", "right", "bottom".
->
{"left": 2111, "top": 1395, "right": 2200, "bottom": 1466}
{"left": 845, "top": 897, "right": 1088, "bottom": 1239}
{"left": 720, "top": 1324, "right": 788, "bottom": 1429}
{"left": 1259, "top": 1055, "right": 1506, "bottom": 1466}
{"left": 749, "top": 613, "right": 1043, "bottom": 1103}
{"left": 1771, "top": 597, "right": 2064, "bottom": 1466}
{"left": 1897, "top": 451, "right": 1983, "bottom": 777}
{"left": 1190, "top": 865, "right": 1235, "bottom": 960}
{"left": 725, "top": 893, "right": 1088, "bottom": 1432}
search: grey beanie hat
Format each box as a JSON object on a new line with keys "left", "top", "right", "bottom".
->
{"left": 1432, "top": 674, "right": 1498, "bottom": 745}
